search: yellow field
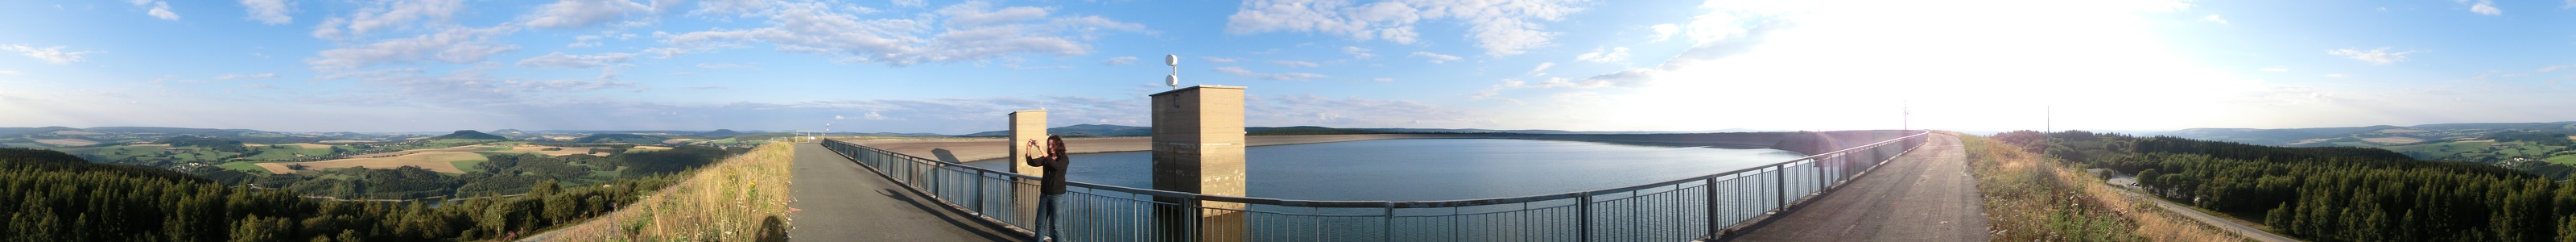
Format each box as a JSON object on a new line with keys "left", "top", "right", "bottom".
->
{"left": 33, "top": 139, "right": 99, "bottom": 146}
{"left": 255, "top": 152, "right": 485, "bottom": 174}
{"left": 631, "top": 145, "right": 673, "bottom": 150}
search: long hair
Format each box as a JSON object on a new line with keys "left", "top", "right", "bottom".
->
{"left": 1046, "top": 136, "right": 1067, "bottom": 160}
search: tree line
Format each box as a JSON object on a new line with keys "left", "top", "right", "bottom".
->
{"left": 2, "top": 147, "right": 701, "bottom": 241}
{"left": 2005, "top": 131, "right": 2576, "bottom": 241}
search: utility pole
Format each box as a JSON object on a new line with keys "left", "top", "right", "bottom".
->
{"left": 1902, "top": 100, "right": 1909, "bottom": 131}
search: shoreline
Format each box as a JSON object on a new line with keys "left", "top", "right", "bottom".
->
{"left": 846, "top": 134, "right": 1455, "bottom": 163}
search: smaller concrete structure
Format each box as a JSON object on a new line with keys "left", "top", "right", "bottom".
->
{"left": 1008, "top": 110, "right": 1047, "bottom": 227}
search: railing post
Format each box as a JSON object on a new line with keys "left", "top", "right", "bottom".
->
{"left": 1381, "top": 202, "right": 1394, "bottom": 242}
{"left": 1776, "top": 165, "right": 1787, "bottom": 208}
{"left": 1577, "top": 192, "right": 1591, "bottom": 242}
{"left": 975, "top": 169, "right": 987, "bottom": 215}
{"left": 1704, "top": 176, "right": 1721, "bottom": 240}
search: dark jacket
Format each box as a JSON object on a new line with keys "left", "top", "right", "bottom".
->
{"left": 1026, "top": 136, "right": 1071, "bottom": 194}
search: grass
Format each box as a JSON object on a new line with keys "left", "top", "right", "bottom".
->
{"left": 452, "top": 159, "right": 489, "bottom": 173}
{"left": 1958, "top": 132, "right": 2246, "bottom": 242}
{"left": 217, "top": 161, "right": 267, "bottom": 173}
{"left": 547, "top": 142, "right": 793, "bottom": 241}
{"left": 2549, "top": 155, "right": 2576, "bottom": 166}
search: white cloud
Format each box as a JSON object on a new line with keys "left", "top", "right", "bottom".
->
{"left": 2541, "top": 65, "right": 2576, "bottom": 72}
{"left": 1371, "top": 77, "right": 1392, "bottom": 82}
{"left": 893, "top": 0, "right": 927, "bottom": 7}
{"left": 1212, "top": 67, "right": 1327, "bottom": 81}
{"left": 1529, "top": 62, "right": 1554, "bottom": 77}
{"left": 1410, "top": 52, "right": 1461, "bottom": 64}
{"left": 2260, "top": 67, "right": 2288, "bottom": 72}
{"left": 139, "top": 1, "right": 180, "bottom": 20}
{"left": 1575, "top": 47, "right": 1629, "bottom": 63}
{"left": 0, "top": 70, "right": 19, "bottom": 75}
{"left": 1203, "top": 56, "right": 1241, "bottom": 63}
{"left": 658, "top": 2, "right": 1146, "bottom": 66}
{"left": 514, "top": 52, "right": 636, "bottom": 69}
{"left": 311, "top": 0, "right": 465, "bottom": 40}
{"left": 696, "top": 63, "right": 756, "bottom": 69}
{"left": 2326, "top": 73, "right": 2350, "bottom": 77}
{"left": 1224, "top": 0, "right": 1584, "bottom": 56}
{"left": 2, "top": 45, "right": 97, "bottom": 64}
{"left": 568, "top": 35, "right": 605, "bottom": 48}
{"left": 669, "top": 72, "right": 695, "bottom": 75}
{"left": 1273, "top": 60, "right": 1319, "bottom": 68}
{"left": 2201, "top": 15, "right": 2227, "bottom": 24}
{"left": 1649, "top": 23, "right": 1680, "bottom": 42}
{"left": 215, "top": 73, "right": 279, "bottom": 80}
{"left": 1343, "top": 46, "right": 1374, "bottom": 59}
{"left": 308, "top": 26, "right": 521, "bottom": 70}
{"left": 2467, "top": 0, "right": 2502, "bottom": 15}
{"left": 1105, "top": 56, "right": 1137, "bottom": 65}
{"left": 2327, "top": 48, "right": 2413, "bottom": 65}
{"left": 685, "top": 86, "right": 724, "bottom": 90}
{"left": 240, "top": 0, "right": 293, "bottom": 24}
{"left": 525, "top": 0, "right": 655, "bottom": 29}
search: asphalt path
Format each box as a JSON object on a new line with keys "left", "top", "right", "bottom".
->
{"left": 1732, "top": 134, "right": 1990, "bottom": 241}
{"left": 789, "top": 142, "right": 1021, "bottom": 241}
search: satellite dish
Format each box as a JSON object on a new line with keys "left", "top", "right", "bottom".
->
{"left": 1166, "top": 55, "right": 1179, "bottom": 67}
{"left": 1166, "top": 74, "right": 1179, "bottom": 89}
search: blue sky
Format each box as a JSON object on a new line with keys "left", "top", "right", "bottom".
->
{"left": 1, "top": 0, "right": 2573, "bottom": 134}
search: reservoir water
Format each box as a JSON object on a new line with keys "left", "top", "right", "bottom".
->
{"left": 965, "top": 138, "right": 1807, "bottom": 201}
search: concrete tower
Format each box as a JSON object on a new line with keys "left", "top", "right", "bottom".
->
{"left": 1150, "top": 85, "right": 1247, "bottom": 241}
{"left": 1007, "top": 110, "right": 1046, "bottom": 227}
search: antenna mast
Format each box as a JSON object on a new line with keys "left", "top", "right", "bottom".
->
{"left": 1166, "top": 54, "right": 1180, "bottom": 90}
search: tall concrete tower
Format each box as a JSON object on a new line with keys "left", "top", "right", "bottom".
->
{"left": 1007, "top": 110, "right": 1047, "bottom": 227}
{"left": 1150, "top": 85, "right": 1247, "bottom": 241}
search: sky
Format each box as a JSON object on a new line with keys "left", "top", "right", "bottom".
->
{"left": 2, "top": 0, "right": 2574, "bottom": 134}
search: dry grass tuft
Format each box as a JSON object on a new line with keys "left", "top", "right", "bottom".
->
{"left": 1957, "top": 132, "right": 2245, "bottom": 242}
{"left": 547, "top": 143, "right": 795, "bottom": 241}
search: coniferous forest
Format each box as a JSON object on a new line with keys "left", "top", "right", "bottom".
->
{"left": 0, "top": 147, "right": 729, "bottom": 241}
{"left": 2008, "top": 131, "right": 2576, "bottom": 241}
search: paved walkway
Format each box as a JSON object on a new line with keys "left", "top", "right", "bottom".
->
{"left": 789, "top": 143, "right": 1022, "bottom": 241}
{"left": 1733, "top": 134, "right": 1990, "bottom": 241}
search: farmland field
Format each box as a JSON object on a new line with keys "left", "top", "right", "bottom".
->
{"left": 217, "top": 161, "right": 267, "bottom": 173}
{"left": 33, "top": 139, "right": 99, "bottom": 146}
{"left": 255, "top": 152, "right": 485, "bottom": 173}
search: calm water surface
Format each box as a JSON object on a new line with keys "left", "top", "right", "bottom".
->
{"left": 967, "top": 139, "right": 1805, "bottom": 201}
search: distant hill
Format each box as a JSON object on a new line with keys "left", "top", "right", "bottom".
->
{"left": 696, "top": 129, "right": 744, "bottom": 138}
{"left": 576, "top": 134, "right": 667, "bottom": 144}
{"left": 959, "top": 124, "right": 1153, "bottom": 137}
{"left": 489, "top": 129, "right": 526, "bottom": 136}
{"left": 428, "top": 130, "right": 507, "bottom": 140}
{"left": 2153, "top": 121, "right": 2576, "bottom": 147}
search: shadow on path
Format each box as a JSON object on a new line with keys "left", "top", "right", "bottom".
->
{"left": 879, "top": 189, "right": 1018, "bottom": 241}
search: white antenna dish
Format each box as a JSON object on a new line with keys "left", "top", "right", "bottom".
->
{"left": 1166, "top": 54, "right": 1180, "bottom": 90}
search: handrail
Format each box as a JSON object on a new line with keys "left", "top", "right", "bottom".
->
{"left": 825, "top": 130, "right": 1928, "bottom": 208}
{"left": 820, "top": 130, "right": 1934, "bottom": 241}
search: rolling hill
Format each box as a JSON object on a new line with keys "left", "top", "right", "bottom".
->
{"left": 427, "top": 130, "right": 507, "bottom": 140}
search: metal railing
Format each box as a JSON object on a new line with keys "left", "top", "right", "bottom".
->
{"left": 822, "top": 131, "right": 1930, "bottom": 241}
